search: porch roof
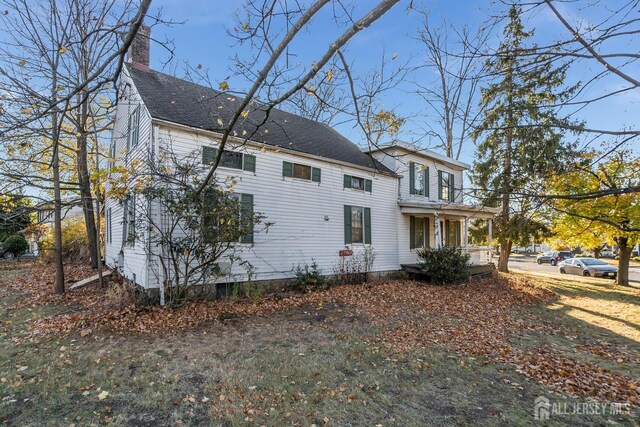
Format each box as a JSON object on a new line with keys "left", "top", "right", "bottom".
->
{"left": 398, "top": 199, "right": 499, "bottom": 219}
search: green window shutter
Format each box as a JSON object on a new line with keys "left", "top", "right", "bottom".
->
{"left": 203, "top": 146, "right": 219, "bottom": 165}
{"left": 409, "top": 216, "right": 415, "bottom": 249}
{"left": 365, "top": 179, "right": 372, "bottom": 192}
{"left": 311, "top": 167, "right": 321, "bottom": 182}
{"left": 455, "top": 221, "right": 461, "bottom": 246}
{"left": 243, "top": 154, "right": 256, "bottom": 172}
{"left": 424, "top": 167, "right": 429, "bottom": 198}
{"left": 409, "top": 162, "right": 415, "bottom": 195}
{"left": 240, "top": 193, "right": 254, "bottom": 244}
{"left": 438, "top": 171, "right": 443, "bottom": 200}
{"left": 445, "top": 219, "right": 450, "bottom": 246}
{"left": 282, "top": 161, "right": 293, "bottom": 177}
{"left": 425, "top": 218, "right": 430, "bottom": 247}
{"left": 450, "top": 174, "right": 455, "bottom": 202}
{"left": 343, "top": 174, "right": 351, "bottom": 188}
{"left": 344, "top": 205, "right": 352, "bottom": 244}
{"left": 364, "top": 207, "right": 371, "bottom": 244}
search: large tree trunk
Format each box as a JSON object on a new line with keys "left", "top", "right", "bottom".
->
{"left": 616, "top": 236, "right": 632, "bottom": 286}
{"left": 77, "top": 96, "right": 98, "bottom": 269}
{"left": 498, "top": 239, "right": 511, "bottom": 272}
{"left": 52, "top": 113, "right": 65, "bottom": 294}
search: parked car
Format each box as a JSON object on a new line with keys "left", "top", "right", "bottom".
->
{"left": 600, "top": 249, "right": 614, "bottom": 258}
{"left": 0, "top": 246, "right": 16, "bottom": 260}
{"left": 558, "top": 258, "right": 618, "bottom": 279}
{"left": 536, "top": 251, "right": 574, "bottom": 266}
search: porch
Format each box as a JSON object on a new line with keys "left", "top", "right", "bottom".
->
{"left": 398, "top": 199, "right": 500, "bottom": 267}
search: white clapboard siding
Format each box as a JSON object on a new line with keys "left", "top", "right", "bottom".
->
{"left": 151, "top": 125, "right": 400, "bottom": 286}
{"left": 371, "top": 147, "right": 465, "bottom": 203}
{"left": 104, "top": 68, "right": 154, "bottom": 288}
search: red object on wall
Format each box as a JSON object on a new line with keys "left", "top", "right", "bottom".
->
{"left": 339, "top": 249, "right": 353, "bottom": 257}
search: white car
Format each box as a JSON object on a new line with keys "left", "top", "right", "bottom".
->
{"left": 558, "top": 258, "right": 618, "bottom": 279}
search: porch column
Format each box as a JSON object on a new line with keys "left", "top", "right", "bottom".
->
{"left": 488, "top": 218, "right": 493, "bottom": 263}
{"left": 434, "top": 213, "right": 442, "bottom": 249}
{"left": 464, "top": 217, "right": 469, "bottom": 252}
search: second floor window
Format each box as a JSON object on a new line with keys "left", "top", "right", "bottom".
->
{"left": 344, "top": 175, "right": 372, "bottom": 192}
{"left": 439, "top": 171, "right": 455, "bottom": 202}
{"left": 127, "top": 105, "right": 140, "bottom": 149}
{"left": 409, "top": 162, "right": 428, "bottom": 196}
{"left": 202, "top": 146, "right": 256, "bottom": 172}
{"left": 282, "top": 161, "right": 321, "bottom": 182}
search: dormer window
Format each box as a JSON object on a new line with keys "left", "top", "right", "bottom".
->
{"left": 409, "top": 162, "right": 429, "bottom": 197}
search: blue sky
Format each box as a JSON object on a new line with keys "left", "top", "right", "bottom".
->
{"left": 148, "top": 0, "right": 639, "bottom": 166}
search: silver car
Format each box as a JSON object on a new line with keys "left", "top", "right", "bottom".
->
{"left": 558, "top": 258, "right": 618, "bottom": 279}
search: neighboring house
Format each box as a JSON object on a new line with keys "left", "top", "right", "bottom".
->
{"left": 104, "top": 28, "right": 498, "bottom": 291}
{"left": 28, "top": 199, "right": 85, "bottom": 255}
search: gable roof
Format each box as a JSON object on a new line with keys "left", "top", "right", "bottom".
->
{"left": 126, "top": 66, "right": 392, "bottom": 174}
{"left": 365, "top": 140, "right": 470, "bottom": 171}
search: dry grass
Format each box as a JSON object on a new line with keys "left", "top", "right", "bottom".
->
{"left": 0, "top": 262, "right": 638, "bottom": 426}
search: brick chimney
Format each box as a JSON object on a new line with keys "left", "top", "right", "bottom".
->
{"left": 128, "top": 24, "right": 150, "bottom": 72}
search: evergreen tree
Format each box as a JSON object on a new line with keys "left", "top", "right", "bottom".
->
{"left": 471, "top": 5, "right": 576, "bottom": 272}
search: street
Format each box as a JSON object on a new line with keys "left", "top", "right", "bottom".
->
{"left": 507, "top": 255, "right": 640, "bottom": 285}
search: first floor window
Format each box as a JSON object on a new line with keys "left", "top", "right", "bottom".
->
{"left": 444, "top": 219, "right": 461, "bottom": 247}
{"left": 410, "top": 216, "right": 429, "bottom": 249}
{"left": 344, "top": 205, "right": 371, "bottom": 244}
{"left": 202, "top": 189, "right": 254, "bottom": 244}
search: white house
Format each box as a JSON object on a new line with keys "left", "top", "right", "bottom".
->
{"left": 104, "top": 29, "right": 498, "bottom": 292}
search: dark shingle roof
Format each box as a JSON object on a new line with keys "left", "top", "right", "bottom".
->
{"left": 127, "top": 66, "right": 392, "bottom": 173}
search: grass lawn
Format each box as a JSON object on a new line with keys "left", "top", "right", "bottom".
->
{"left": 0, "top": 261, "right": 638, "bottom": 426}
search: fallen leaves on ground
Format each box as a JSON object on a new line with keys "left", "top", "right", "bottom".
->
{"left": 1, "top": 262, "right": 638, "bottom": 405}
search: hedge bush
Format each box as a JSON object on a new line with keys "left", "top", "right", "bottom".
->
{"left": 293, "top": 259, "right": 326, "bottom": 291}
{"left": 1, "top": 234, "right": 28, "bottom": 256}
{"left": 39, "top": 217, "right": 90, "bottom": 262}
{"left": 416, "top": 246, "right": 471, "bottom": 285}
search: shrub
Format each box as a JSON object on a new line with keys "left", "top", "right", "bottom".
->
{"left": 39, "top": 217, "right": 90, "bottom": 262}
{"left": 416, "top": 246, "right": 471, "bottom": 285}
{"left": 293, "top": 259, "right": 326, "bottom": 291}
{"left": 1, "top": 234, "right": 28, "bottom": 256}
{"left": 332, "top": 247, "right": 377, "bottom": 285}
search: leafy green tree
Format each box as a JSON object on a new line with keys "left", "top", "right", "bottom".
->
{"left": 0, "top": 194, "right": 32, "bottom": 241}
{"left": 548, "top": 151, "right": 639, "bottom": 286}
{"left": 471, "top": 5, "right": 576, "bottom": 272}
